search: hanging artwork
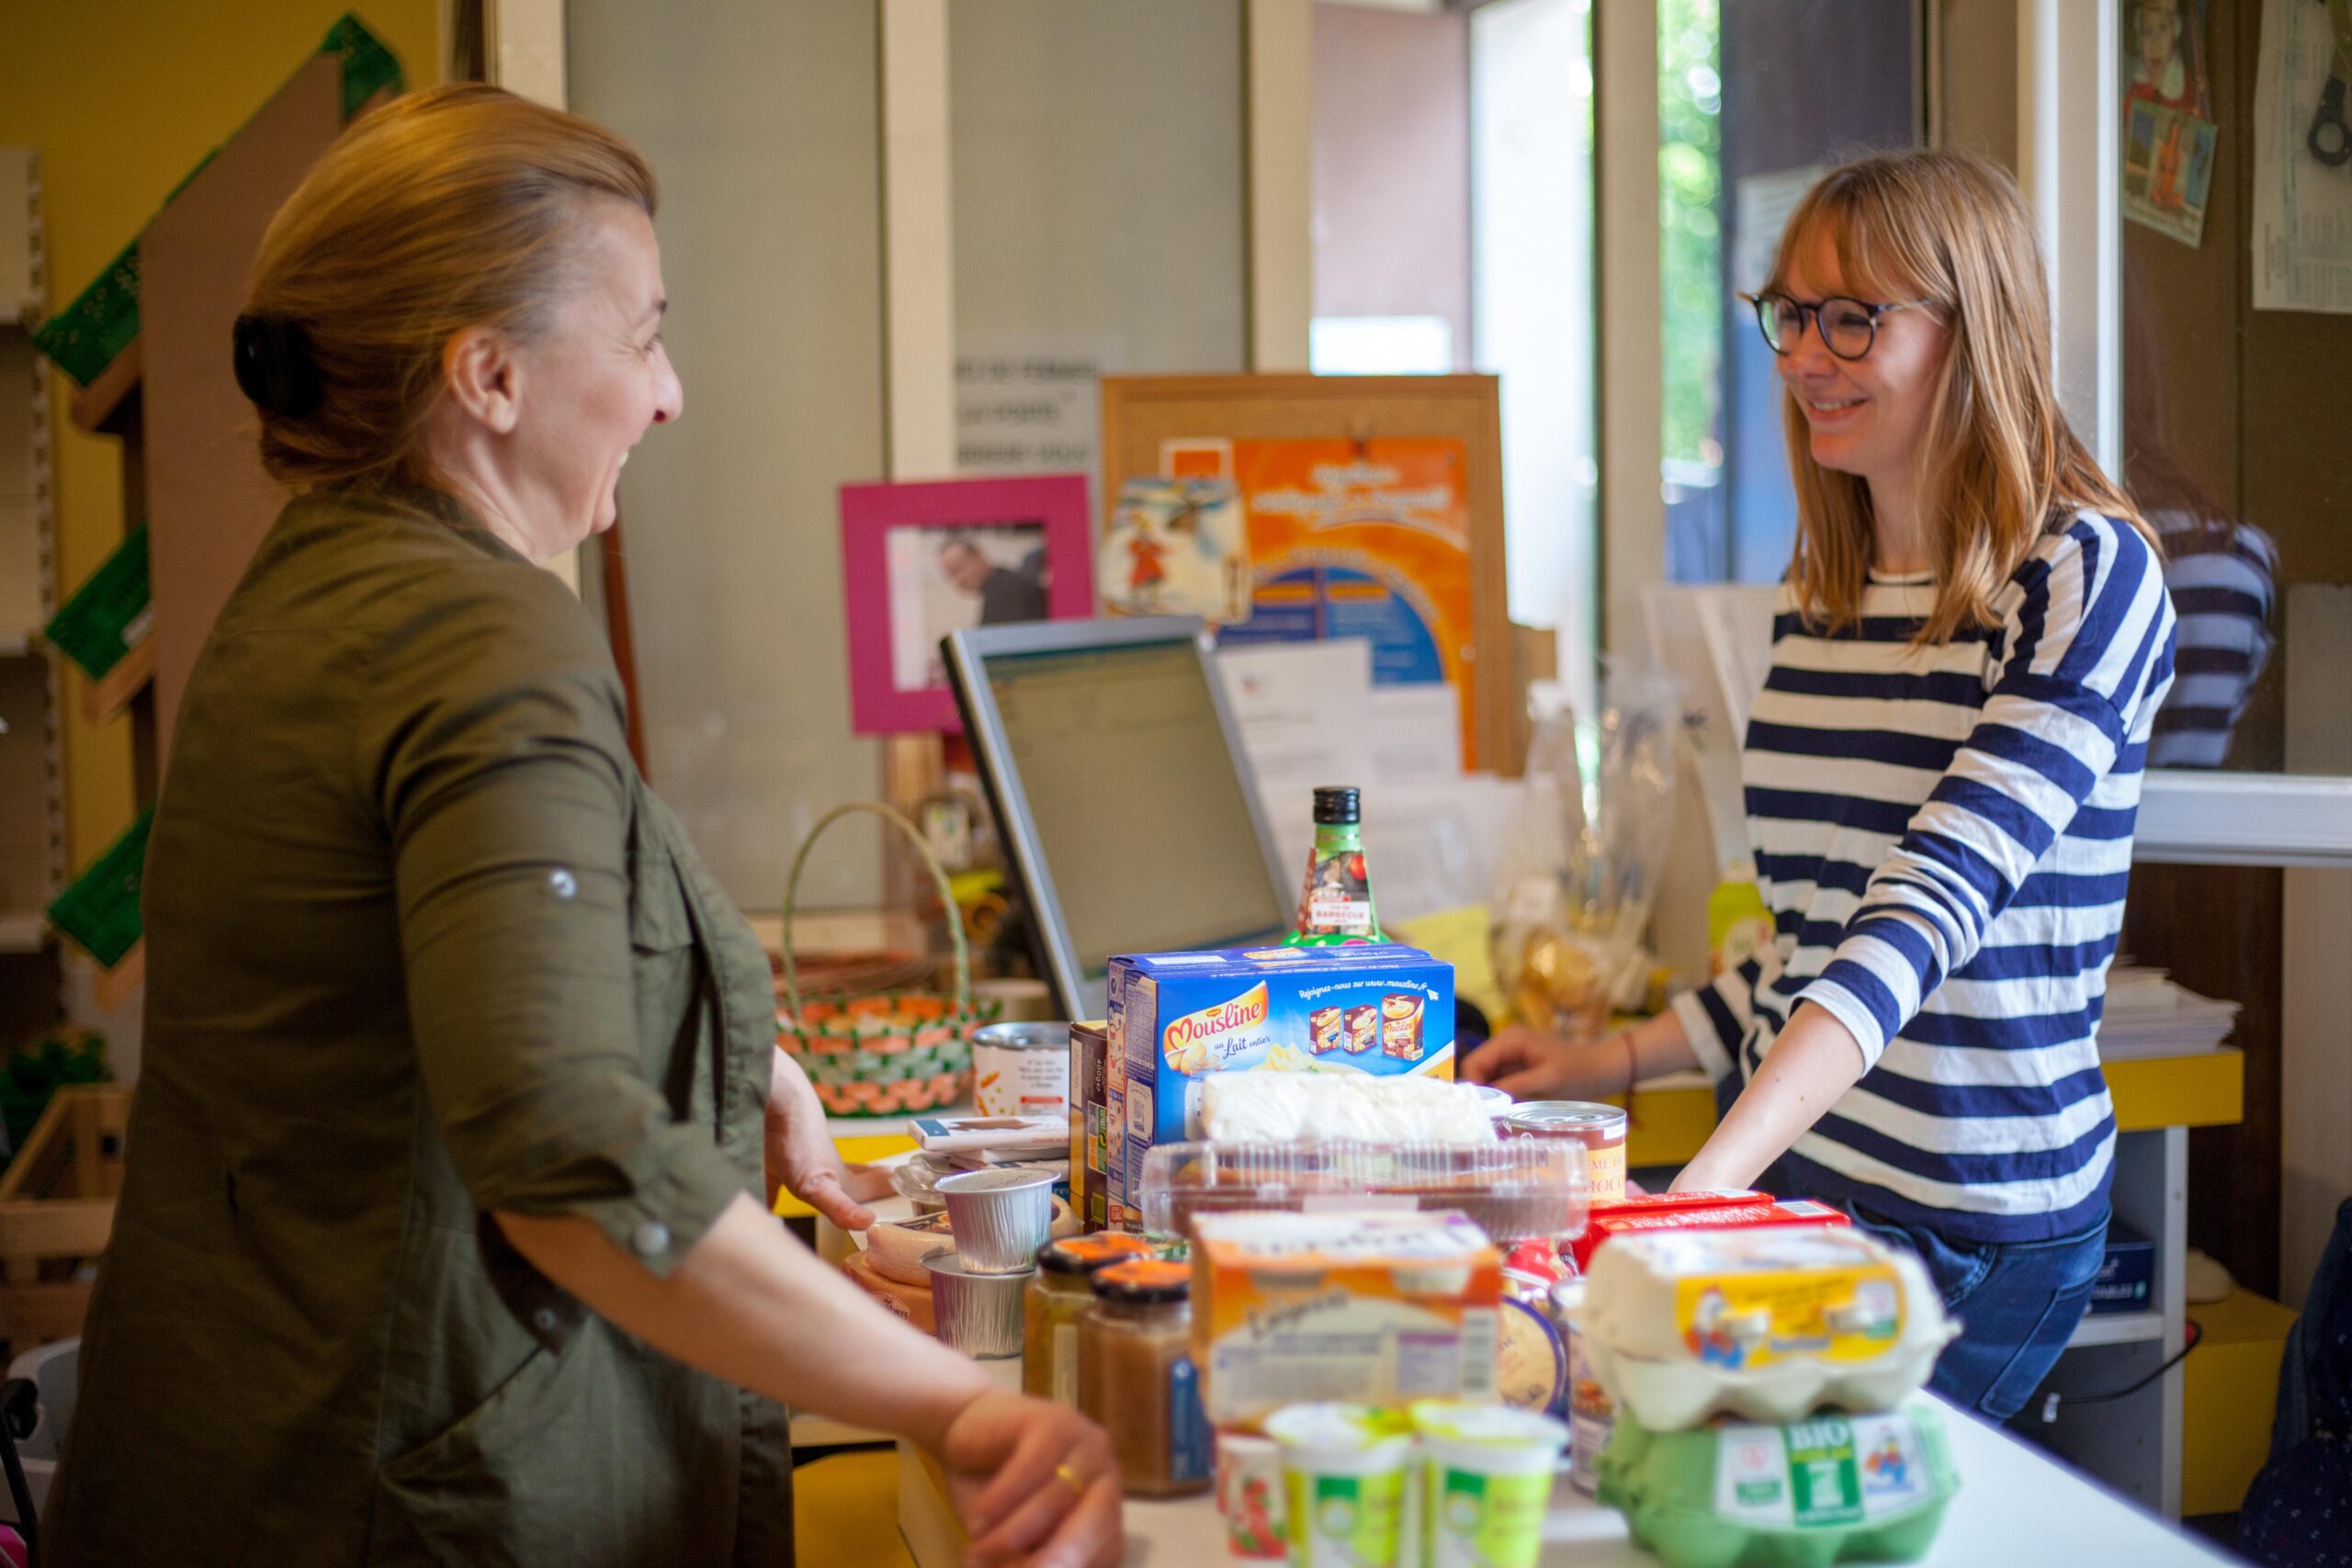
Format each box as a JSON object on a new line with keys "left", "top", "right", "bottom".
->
{"left": 2122, "top": 0, "right": 2220, "bottom": 247}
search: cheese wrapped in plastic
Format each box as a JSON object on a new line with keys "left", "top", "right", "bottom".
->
{"left": 1197, "top": 1070, "right": 1496, "bottom": 1146}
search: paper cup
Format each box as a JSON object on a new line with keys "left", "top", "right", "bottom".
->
{"left": 1266, "top": 1404, "right": 1416, "bottom": 1567}
{"left": 1215, "top": 1433, "right": 1287, "bottom": 1561}
{"left": 1408, "top": 1402, "right": 1568, "bottom": 1568}
{"left": 936, "top": 1168, "right": 1057, "bottom": 1274}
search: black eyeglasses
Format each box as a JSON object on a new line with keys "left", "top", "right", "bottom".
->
{"left": 1740, "top": 291, "right": 1932, "bottom": 360}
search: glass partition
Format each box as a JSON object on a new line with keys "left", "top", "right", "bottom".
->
{"left": 570, "top": 0, "right": 889, "bottom": 912}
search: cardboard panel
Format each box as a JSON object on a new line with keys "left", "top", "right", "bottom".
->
{"left": 139, "top": 54, "right": 343, "bottom": 767}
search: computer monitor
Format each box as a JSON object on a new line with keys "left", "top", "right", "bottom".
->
{"left": 943, "top": 615, "right": 1295, "bottom": 1020}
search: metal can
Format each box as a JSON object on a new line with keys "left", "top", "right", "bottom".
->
{"left": 1499, "top": 1100, "right": 1628, "bottom": 1203}
{"left": 971, "top": 1021, "right": 1071, "bottom": 1120}
{"left": 1548, "top": 1278, "right": 1614, "bottom": 1495}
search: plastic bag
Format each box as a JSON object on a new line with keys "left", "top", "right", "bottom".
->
{"left": 1490, "top": 671, "right": 1680, "bottom": 1038}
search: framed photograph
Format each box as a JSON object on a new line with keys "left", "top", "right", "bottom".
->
{"left": 840, "top": 473, "right": 1094, "bottom": 735}
{"left": 1099, "top": 374, "right": 1513, "bottom": 773}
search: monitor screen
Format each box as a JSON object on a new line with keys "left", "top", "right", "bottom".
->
{"left": 970, "top": 632, "right": 1292, "bottom": 992}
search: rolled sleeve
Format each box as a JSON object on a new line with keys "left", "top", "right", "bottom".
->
{"left": 1672, "top": 955, "right": 1764, "bottom": 1086}
{"left": 362, "top": 561, "right": 746, "bottom": 1278}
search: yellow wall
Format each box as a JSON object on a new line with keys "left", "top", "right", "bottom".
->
{"left": 0, "top": 1, "right": 442, "bottom": 873}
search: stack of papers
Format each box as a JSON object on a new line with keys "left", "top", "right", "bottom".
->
{"left": 2096, "top": 967, "right": 2240, "bottom": 1060}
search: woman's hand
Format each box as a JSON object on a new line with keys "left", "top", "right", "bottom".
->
{"left": 1462, "top": 1025, "right": 1631, "bottom": 1100}
{"left": 942, "top": 1390, "right": 1124, "bottom": 1568}
{"left": 765, "top": 1048, "right": 895, "bottom": 1231}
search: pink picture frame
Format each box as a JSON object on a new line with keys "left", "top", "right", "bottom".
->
{"left": 840, "top": 473, "right": 1096, "bottom": 735}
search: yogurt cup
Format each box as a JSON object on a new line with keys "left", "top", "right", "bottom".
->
{"left": 1460, "top": 1082, "right": 1516, "bottom": 1119}
{"left": 1265, "top": 1404, "right": 1417, "bottom": 1567}
{"left": 1408, "top": 1402, "right": 1568, "bottom": 1568}
{"left": 1214, "top": 1432, "right": 1287, "bottom": 1561}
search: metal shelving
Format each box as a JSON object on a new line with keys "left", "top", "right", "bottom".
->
{"left": 0, "top": 148, "right": 65, "bottom": 998}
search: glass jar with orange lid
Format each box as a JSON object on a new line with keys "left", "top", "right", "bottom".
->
{"left": 1023, "top": 1233, "right": 1153, "bottom": 1405}
{"left": 1078, "top": 1258, "right": 1212, "bottom": 1496}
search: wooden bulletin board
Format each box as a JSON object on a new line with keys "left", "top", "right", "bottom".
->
{"left": 1098, "top": 373, "right": 1516, "bottom": 774}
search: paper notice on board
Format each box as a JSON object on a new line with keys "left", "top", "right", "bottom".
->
{"left": 1215, "top": 639, "right": 1378, "bottom": 806}
{"left": 955, "top": 336, "right": 1107, "bottom": 475}
{"left": 2253, "top": 0, "right": 2352, "bottom": 313}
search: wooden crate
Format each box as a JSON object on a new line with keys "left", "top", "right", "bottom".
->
{"left": 0, "top": 1085, "right": 129, "bottom": 1349}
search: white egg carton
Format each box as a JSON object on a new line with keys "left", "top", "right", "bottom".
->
{"left": 1578, "top": 1224, "right": 1956, "bottom": 1430}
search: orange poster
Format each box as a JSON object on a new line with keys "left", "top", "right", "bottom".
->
{"left": 1220, "top": 437, "right": 1478, "bottom": 768}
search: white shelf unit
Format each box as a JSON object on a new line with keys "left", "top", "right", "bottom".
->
{"left": 0, "top": 148, "right": 64, "bottom": 989}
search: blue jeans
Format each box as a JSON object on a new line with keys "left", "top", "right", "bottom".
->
{"left": 1846, "top": 1204, "right": 2109, "bottom": 1424}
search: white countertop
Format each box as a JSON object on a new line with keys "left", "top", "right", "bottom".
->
{"left": 892, "top": 1359, "right": 2233, "bottom": 1568}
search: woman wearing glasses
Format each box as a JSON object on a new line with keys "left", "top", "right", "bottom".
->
{"left": 1469, "top": 150, "right": 2177, "bottom": 1420}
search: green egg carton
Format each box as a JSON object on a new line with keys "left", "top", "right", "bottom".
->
{"left": 1596, "top": 1397, "right": 1960, "bottom": 1568}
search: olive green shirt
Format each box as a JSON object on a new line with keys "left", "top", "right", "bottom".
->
{"left": 51, "top": 483, "right": 794, "bottom": 1566}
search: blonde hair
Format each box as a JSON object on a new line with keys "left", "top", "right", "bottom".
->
{"left": 1770, "top": 149, "right": 2156, "bottom": 644}
{"left": 243, "top": 83, "right": 657, "bottom": 489}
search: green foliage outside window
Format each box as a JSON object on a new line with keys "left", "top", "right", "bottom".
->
{"left": 1659, "top": 0, "right": 1723, "bottom": 469}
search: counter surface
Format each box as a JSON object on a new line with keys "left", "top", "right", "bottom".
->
{"left": 894, "top": 1360, "right": 2235, "bottom": 1566}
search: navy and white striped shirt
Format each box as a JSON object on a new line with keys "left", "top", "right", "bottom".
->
{"left": 2148, "top": 510, "right": 2277, "bottom": 769}
{"left": 1670, "top": 513, "right": 2178, "bottom": 1242}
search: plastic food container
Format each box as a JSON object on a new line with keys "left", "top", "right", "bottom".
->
{"left": 1408, "top": 1401, "right": 1570, "bottom": 1568}
{"left": 1265, "top": 1404, "right": 1418, "bottom": 1568}
{"left": 1597, "top": 1395, "right": 1962, "bottom": 1567}
{"left": 1580, "top": 1227, "right": 1955, "bottom": 1429}
{"left": 1137, "top": 1138, "right": 1588, "bottom": 1246}
{"left": 1499, "top": 1100, "right": 1629, "bottom": 1202}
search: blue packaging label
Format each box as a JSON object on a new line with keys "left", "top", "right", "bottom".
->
{"left": 1170, "top": 1355, "right": 1211, "bottom": 1485}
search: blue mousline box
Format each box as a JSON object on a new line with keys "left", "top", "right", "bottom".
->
{"left": 1107, "top": 945, "right": 1456, "bottom": 1220}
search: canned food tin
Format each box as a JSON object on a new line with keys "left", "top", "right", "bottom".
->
{"left": 1500, "top": 1101, "right": 1628, "bottom": 1203}
{"left": 971, "top": 1021, "right": 1072, "bottom": 1120}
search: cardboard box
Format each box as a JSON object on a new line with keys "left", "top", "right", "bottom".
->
{"left": 1070, "top": 1021, "right": 1110, "bottom": 1233}
{"left": 1109, "top": 946, "right": 1454, "bottom": 1208}
{"left": 2088, "top": 1224, "right": 2154, "bottom": 1314}
{"left": 1191, "top": 1209, "right": 1498, "bottom": 1428}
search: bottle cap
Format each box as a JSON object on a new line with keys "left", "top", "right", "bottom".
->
{"left": 1312, "top": 786, "right": 1362, "bottom": 825}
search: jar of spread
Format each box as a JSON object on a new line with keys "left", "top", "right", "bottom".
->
{"left": 1501, "top": 1100, "right": 1628, "bottom": 1203}
{"left": 1024, "top": 1233, "right": 1152, "bottom": 1405}
{"left": 1079, "top": 1258, "right": 1212, "bottom": 1497}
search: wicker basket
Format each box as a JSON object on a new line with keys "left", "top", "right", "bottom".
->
{"left": 777, "top": 803, "right": 998, "bottom": 1117}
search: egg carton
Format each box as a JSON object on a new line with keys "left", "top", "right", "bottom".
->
{"left": 1579, "top": 1226, "right": 1955, "bottom": 1430}
{"left": 1597, "top": 1395, "right": 1961, "bottom": 1568}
